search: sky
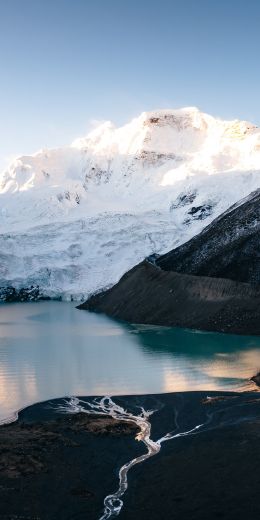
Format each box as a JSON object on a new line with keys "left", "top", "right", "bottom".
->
{"left": 1, "top": 0, "right": 260, "bottom": 171}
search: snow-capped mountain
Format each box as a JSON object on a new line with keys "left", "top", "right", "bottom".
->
{"left": 0, "top": 107, "right": 260, "bottom": 300}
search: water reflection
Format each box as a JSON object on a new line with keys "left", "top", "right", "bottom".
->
{"left": 130, "top": 324, "right": 260, "bottom": 393}
{"left": 0, "top": 302, "right": 259, "bottom": 421}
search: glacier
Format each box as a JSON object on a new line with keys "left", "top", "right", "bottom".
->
{"left": 0, "top": 106, "right": 260, "bottom": 301}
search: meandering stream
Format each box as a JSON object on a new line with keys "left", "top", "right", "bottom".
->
{"left": 56, "top": 392, "right": 260, "bottom": 520}
{"left": 56, "top": 396, "right": 203, "bottom": 519}
{"left": 55, "top": 393, "right": 260, "bottom": 519}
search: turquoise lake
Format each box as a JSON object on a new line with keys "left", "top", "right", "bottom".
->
{"left": 0, "top": 301, "right": 259, "bottom": 422}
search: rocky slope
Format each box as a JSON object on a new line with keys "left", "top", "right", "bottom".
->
{"left": 80, "top": 190, "right": 260, "bottom": 334}
{"left": 157, "top": 189, "right": 260, "bottom": 284}
{"left": 1, "top": 108, "right": 260, "bottom": 300}
{"left": 80, "top": 261, "right": 260, "bottom": 334}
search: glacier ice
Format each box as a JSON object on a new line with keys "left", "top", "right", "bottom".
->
{"left": 0, "top": 107, "right": 259, "bottom": 300}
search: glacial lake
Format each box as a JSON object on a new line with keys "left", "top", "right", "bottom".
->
{"left": 0, "top": 301, "right": 260, "bottom": 422}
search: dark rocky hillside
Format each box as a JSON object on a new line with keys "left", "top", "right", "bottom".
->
{"left": 79, "top": 190, "right": 260, "bottom": 335}
{"left": 79, "top": 262, "right": 260, "bottom": 334}
{"left": 157, "top": 189, "right": 260, "bottom": 284}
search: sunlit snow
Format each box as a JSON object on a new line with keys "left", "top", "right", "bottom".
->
{"left": 0, "top": 107, "right": 259, "bottom": 300}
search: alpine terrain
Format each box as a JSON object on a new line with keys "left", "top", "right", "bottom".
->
{"left": 81, "top": 189, "right": 260, "bottom": 334}
{"left": 0, "top": 107, "right": 260, "bottom": 301}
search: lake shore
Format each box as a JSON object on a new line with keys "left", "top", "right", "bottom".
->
{"left": 0, "top": 389, "right": 260, "bottom": 520}
{"left": 79, "top": 261, "right": 260, "bottom": 336}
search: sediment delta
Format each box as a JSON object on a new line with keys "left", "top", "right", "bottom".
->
{"left": 0, "top": 389, "right": 260, "bottom": 520}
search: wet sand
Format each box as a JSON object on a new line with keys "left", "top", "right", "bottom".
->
{"left": 0, "top": 390, "right": 260, "bottom": 520}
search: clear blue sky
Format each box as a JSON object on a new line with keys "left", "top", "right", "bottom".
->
{"left": 1, "top": 0, "right": 260, "bottom": 170}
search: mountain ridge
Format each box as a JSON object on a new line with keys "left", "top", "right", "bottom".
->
{"left": 0, "top": 107, "right": 259, "bottom": 301}
{"left": 157, "top": 188, "right": 260, "bottom": 284}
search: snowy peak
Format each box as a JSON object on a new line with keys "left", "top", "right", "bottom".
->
{"left": 0, "top": 107, "right": 260, "bottom": 301}
{"left": 142, "top": 106, "right": 208, "bottom": 130}
{"left": 1, "top": 107, "right": 260, "bottom": 198}
{"left": 72, "top": 107, "right": 210, "bottom": 157}
{"left": 0, "top": 106, "right": 260, "bottom": 234}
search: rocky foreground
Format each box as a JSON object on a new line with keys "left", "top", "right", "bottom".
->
{"left": 80, "top": 190, "right": 260, "bottom": 335}
{"left": 0, "top": 400, "right": 140, "bottom": 520}
{"left": 0, "top": 390, "right": 260, "bottom": 520}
